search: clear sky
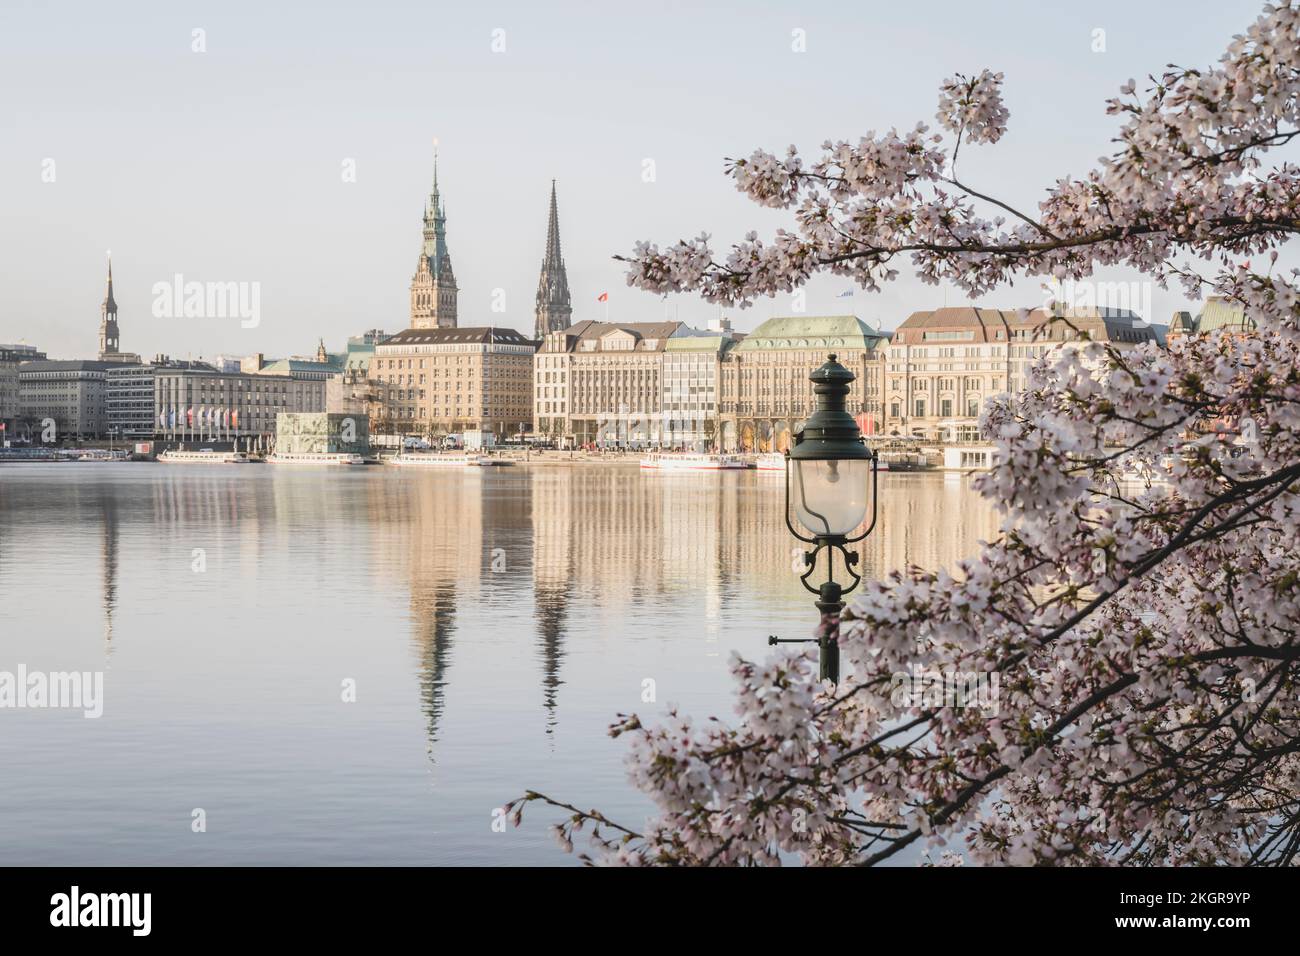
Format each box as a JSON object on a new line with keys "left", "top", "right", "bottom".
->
{"left": 0, "top": 0, "right": 1271, "bottom": 360}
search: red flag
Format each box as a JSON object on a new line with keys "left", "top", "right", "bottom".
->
{"left": 597, "top": 292, "right": 608, "bottom": 302}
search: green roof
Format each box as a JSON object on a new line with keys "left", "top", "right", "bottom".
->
{"left": 259, "top": 358, "right": 342, "bottom": 374}
{"left": 735, "top": 315, "right": 885, "bottom": 352}
{"left": 1197, "top": 297, "right": 1254, "bottom": 334}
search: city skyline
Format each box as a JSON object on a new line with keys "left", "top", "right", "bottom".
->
{"left": 1, "top": 0, "right": 1268, "bottom": 361}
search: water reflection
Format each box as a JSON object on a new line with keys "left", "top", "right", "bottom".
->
{"left": 0, "top": 464, "right": 998, "bottom": 863}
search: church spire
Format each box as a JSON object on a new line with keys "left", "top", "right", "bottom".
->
{"left": 535, "top": 181, "right": 572, "bottom": 340}
{"left": 99, "top": 251, "right": 120, "bottom": 358}
{"left": 545, "top": 180, "right": 562, "bottom": 262}
{"left": 103, "top": 254, "right": 117, "bottom": 315}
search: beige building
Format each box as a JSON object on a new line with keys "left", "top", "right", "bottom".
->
{"left": 534, "top": 320, "right": 683, "bottom": 446}
{"left": 718, "top": 315, "right": 888, "bottom": 452}
{"left": 882, "top": 306, "right": 1161, "bottom": 441}
{"left": 373, "top": 326, "right": 535, "bottom": 438}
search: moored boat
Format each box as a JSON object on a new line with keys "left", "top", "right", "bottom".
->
{"left": 266, "top": 452, "right": 364, "bottom": 466}
{"left": 159, "top": 449, "right": 253, "bottom": 464}
{"left": 388, "top": 453, "right": 476, "bottom": 467}
{"left": 387, "top": 453, "right": 515, "bottom": 468}
{"left": 640, "top": 453, "right": 747, "bottom": 471}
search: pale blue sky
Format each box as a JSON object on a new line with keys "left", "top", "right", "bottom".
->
{"left": 0, "top": 0, "right": 1270, "bottom": 359}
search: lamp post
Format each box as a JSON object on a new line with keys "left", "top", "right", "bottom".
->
{"left": 770, "top": 354, "right": 879, "bottom": 683}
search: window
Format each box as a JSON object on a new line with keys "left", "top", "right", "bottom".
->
{"left": 914, "top": 400, "right": 926, "bottom": 417}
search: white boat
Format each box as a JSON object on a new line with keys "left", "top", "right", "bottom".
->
{"left": 639, "top": 453, "right": 747, "bottom": 471}
{"left": 159, "top": 449, "right": 252, "bottom": 464}
{"left": 266, "top": 452, "right": 365, "bottom": 466}
{"left": 753, "top": 452, "right": 786, "bottom": 472}
{"left": 387, "top": 453, "right": 515, "bottom": 468}
{"left": 387, "top": 454, "right": 477, "bottom": 468}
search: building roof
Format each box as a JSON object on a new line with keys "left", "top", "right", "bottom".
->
{"left": 890, "top": 306, "right": 1155, "bottom": 345}
{"left": 1197, "top": 296, "right": 1254, "bottom": 334}
{"left": 257, "top": 358, "right": 341, "bottom": 375}
{"left": 735, "top": 314, "right": 887, "bottom": 352}
{"left": 380, "top": 326, "right": 538, "bottom": 347}
{"left": 18, "top": 360, "right": 117, "bottom": 374}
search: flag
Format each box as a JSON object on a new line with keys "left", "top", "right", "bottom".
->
{"left": 597, "top": 292, "right": 609, "bottom": 302}
{"left": 187, "top": 407, "right": 194, "bottom": 427}
{"left": 837, "top": 290, "right": 854, "bottom": 298}
{"left": 231, "top": 410, "right": 239, "bottom": 430}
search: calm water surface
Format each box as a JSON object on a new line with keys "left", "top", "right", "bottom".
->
{"left": 0, "top": 463, "right": 995, "bottom": 865}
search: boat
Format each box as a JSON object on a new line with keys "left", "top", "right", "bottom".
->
{"left": 387, "top": 453, "right": 514, "bottom": 468}
{"left": 388, "top": 454, "right": 476, "bottom": 467}
{"left": 878, "top": 452, "right": 930, "bottom": 471}
{"left": 639, "top": 453, "right": 747, "bottom": 471}
{"left": 76, "top": 449, "right": 130, "bottom": 462}
{"left": 159, "top": 449, "right": 253, "bottom": 464}
{"left": 753, "top": 452, "right": 786, "bottom": 472}
{"left": 266, "top": 452, "right": 365, "bottom": 466}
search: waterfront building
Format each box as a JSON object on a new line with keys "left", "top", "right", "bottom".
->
{"left": 880, "top": 306, "right": 1160, "bottom": 441}
{"left": 409, "top": 154, "right": 458, "bottom": 330}
{"left": 1, "top": 345, "right": 46, "bottom": 433}
{"left": 18, "top": 360, "right": 114, "bottom": 439}
{"left": 661, "top": 322, "right": 736, "bottom": 450}
{"left": 152, "top": 364, "right": 327, "bottom": 443}
{"left": 372, "top": 326, "right": 536, "bottom": 438}
{"left": 717, "top": 315, "right": 888, "bottom": 452}
{"left": 534, "top": 320, "right": 684, "bottom": 446}
{"left": 105, "top": 357, "right": 217, "bottom": 441}
{"left": 534, "top": 182, "right": 573, "bottom": 341}
{"left": 105, "top": 362, "right": 154, "bottom": 440}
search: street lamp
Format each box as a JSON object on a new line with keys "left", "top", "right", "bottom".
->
{"left": 770, "top": 354, "right": 879, "bottom": 683}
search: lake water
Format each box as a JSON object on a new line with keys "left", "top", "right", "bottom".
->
{"left": 0, "top": 463, "right": 996, "bottom": 865}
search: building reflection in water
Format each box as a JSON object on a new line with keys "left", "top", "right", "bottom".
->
{"left": 381, "top": 466, "right": 1000, "bottom": 762}
{"left": 529, "top": 469, "right": 570, "bottom": 735}
{"left": 99, "top": 487, "right": 118, "bottom": 651}
{"left": 37, "top": 467, "right": 998, "bottom": 767}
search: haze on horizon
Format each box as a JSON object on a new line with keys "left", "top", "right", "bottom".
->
{"left": 0, "top": 0, "right": 1266, "bottom": 360}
